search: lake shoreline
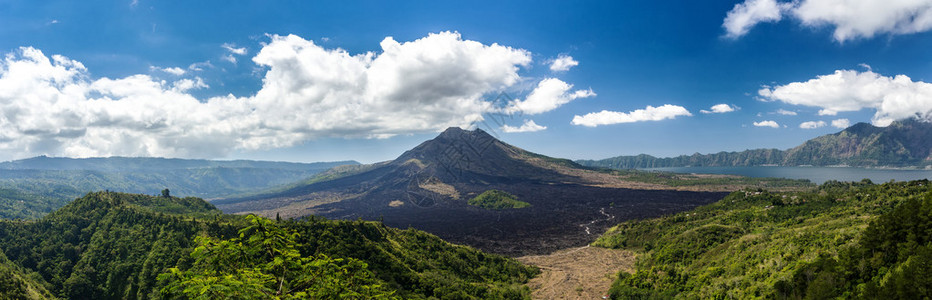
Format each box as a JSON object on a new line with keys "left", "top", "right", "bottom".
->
{"left": 640, "top": 166, "right": 932, "bottom": 185}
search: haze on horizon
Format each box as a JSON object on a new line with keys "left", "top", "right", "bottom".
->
{"left": 1, "top": 0, "right": 931, "bottom": 164}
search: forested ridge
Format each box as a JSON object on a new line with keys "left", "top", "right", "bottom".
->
{"left": 596, "top": 179, "right": 932, "bottom": 298}
{"left": 579, "top": 119, "right": 932, "bottom": 168}
{"left": 0, "top": 157, "right": 356, "bottom": 220}
{"left": 0, "top": 192, "right": 536, "bottom": 299}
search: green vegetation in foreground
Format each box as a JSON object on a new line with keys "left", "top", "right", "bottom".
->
{"left": 594, "top": 179, "right": 932, "bottom": 298}
{"left": 468, "top": 190, "right": 531, "bottom": 210}
{"left": 0, "top": 192, "right": 536, "bottom": 299}
{"left": 600, "top": 168, "right": 814, "bottom": 190}
{"left": 0, "top": 250, "right": 55, "bottom": 300}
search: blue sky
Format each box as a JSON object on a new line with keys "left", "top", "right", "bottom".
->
{"left": 1, "top": 0, "right": 931, "bottom": 163}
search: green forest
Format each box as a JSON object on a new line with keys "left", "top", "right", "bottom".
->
{"left": 468, "top": 190, "right": 531, "bottom": 210}
{"left": 596, "top": 180, "right": 932, "bottom": 299}
{"left": 0, "top": 192, "right": 537, "bottom": 299}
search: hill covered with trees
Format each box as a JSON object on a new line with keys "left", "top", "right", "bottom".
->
{"left": 0, "top": 192, "right": 536, "bottom": 299}
{"left": 595, "top": 180, "right": 932, "bottom": 298}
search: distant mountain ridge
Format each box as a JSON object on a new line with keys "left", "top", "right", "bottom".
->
{"left": 0, "top": 156, "right": 359, "bottom": 220}
{"left": 0, "top": 155, "right": 357, "bottom": 172}
{"left": 578, "top": 118, "right": 932, "bottom": 169}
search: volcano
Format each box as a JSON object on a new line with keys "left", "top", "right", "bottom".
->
{"left": 217, "top": 127, "right": 726, "bottom": 255}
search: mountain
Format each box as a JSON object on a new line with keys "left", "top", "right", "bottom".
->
{"left": 578, "top": 118, "right": 932, "bottom": 168}
{"left": 216, "top": 127, "right": 729, "bottom": 256}
{"left": 0, "top": 191, "right": 536, "bottom": 299}
{"left": 0, "top": 157, "right": 358, "bottom": 220}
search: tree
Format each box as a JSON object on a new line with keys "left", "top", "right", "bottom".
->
{"left": 161, "top": 189, "right": 171, "bottom": 198}
{"left": 159, "top": 215, "right": 396, "bottom": 299}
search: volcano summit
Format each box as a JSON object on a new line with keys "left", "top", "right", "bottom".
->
{"left": 216, "top": 128, "right": 727, "bottom": 255}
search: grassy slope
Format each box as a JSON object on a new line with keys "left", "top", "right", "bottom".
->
{"left": 594, "top": 180, "right": 924, "bottom": 298}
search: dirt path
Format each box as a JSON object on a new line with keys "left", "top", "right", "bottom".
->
{"left": 517, "top": 246, "right": 635, "bottom": 299}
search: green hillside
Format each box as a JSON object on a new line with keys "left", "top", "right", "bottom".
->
{"left": 0, "top": 250, "right": 56, "bottom": 300}
{"left": 595, "top": 180, "right": 932, "bottom": 298}
{"left": 468, "top": 190, "right": 531, "bottom": 210}
{"left": 0, "top": 192, "right": 536, "bottom": 299}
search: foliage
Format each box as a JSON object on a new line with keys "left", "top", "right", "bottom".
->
{"left": 0, "top": 250, "right": 56, "bottom": 300}
{"left": 160, "top": 215, "right": 395, "bottom": 299}
{"left": 595, "top": 180, "right": 932, "bottom": 298}
{"left": 0, "top": 188, "right": 61, "bottom": 220}
{"left": 468, "top": 190, "right": 531, "bottom": 210}
{"left": 0, "top": 191, "right": 536, "bottom": 299}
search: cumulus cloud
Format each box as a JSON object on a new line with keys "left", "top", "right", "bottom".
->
{"left": 549, "top": 54, "right": 579, "bottom": 72}
{"left": 0, "top": 32, "right": 539, "bottom": 159}
{"left": 758, "top": 69, "right": 932, "bottom": 126}
{"left": 501, "top": 120, "right": 546, "bottom": 133}
{"left": 723, "top": 0, "right": 788, "bottom": 39}
{"left": 799, "top": 120, "right": 826, "bottom": 129}
{"left": 507, "top": 78, "right": 594, "bottom": 115}
{"left": 571, "top": 104, "right": 692, "bottom": 127}
{"left": 832, "top": 118, "right": 851, "bottom": 128}
{"left": 724, "top": 0, "right": 932, "bottom": 42}
{"left": 754, "top": 120, "right": 780, "bottom": 128}
{"left": 700, "top": 103, "right": 737, "bottom": 114}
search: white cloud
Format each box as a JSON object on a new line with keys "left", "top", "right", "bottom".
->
{"left": 758, "top": 69, "right": 932, "bottom": 126}
{"left": 799, "top": 120, "right": 826, "bottom": 129}
{"left": 221, "top": 43, "right": 248, "bottom": 64}
{"left": 151, "top": 66, "right": 185, "bottom": 76}
{"left": 222, "top": 43, "right": 247, "bottom": 56}
{"left": 723, "top": 0, "right": 788, "bottom": 39}
{"left": 754, "top": 120, "right": 780, "bottom": 128}
{"left": 700, "top": 103, "right": 736, "bottom": 114}
{"left": 571, "top": 104, "right": 692, "bottom": 127}
{"left": 188, "top": 61, "right": 212, "bottom": 71}
{"left": 221, "top": 54, "right": 237, "bottom": 64}
{"left": 171, "top": 77, "right": 208, "bottom": 92}
{"left": 501, "top": 120, "right": 546, "bottom": 133}
{"left": 724, "top": 0, "right": 932, "bottom": 42}
{"left": 549, "top": 54, "right": 579, "bottom": 72}
{"left": 0, "top": 32, "right": 538, "bottom": 160}
{"left": 832, "top": 118, "right": 851, "bottom": 128}
{"left": 507, "top": 78, "right": 594, "bottom": 115}
{"left": 774, "top": 108, "right": 797, "bottom": 115}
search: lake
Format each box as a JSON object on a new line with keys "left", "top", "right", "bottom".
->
{"left": 642, "top": 166, "right": 932, "bottom": 185}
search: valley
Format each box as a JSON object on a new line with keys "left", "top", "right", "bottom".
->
{"left": 213, "top": 127, "right": 776, "bottom": 256}
{"left": 2, "top": 122, "right": 931, "bottom": 299}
